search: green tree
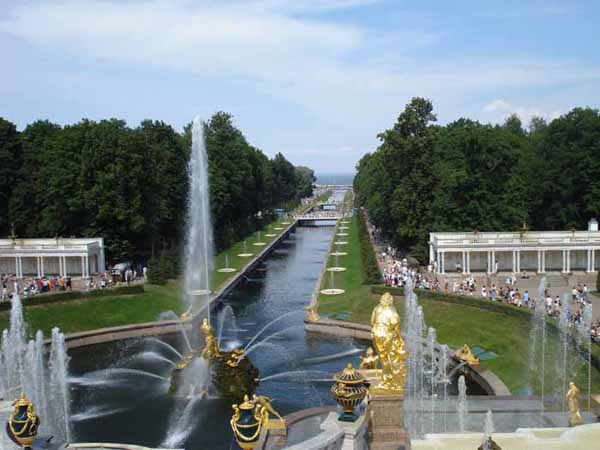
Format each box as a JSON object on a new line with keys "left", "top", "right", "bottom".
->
{"left": 0, "top": 118, "right": 22, "bottom": 235}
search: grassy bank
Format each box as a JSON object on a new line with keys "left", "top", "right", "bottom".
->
{"left": 318, "top": 215, "right": 373, "bottom": 320}
{"left": 0, "top": 283, "right": 182, "bottom": 337}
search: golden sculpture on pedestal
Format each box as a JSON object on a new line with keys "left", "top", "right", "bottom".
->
{"left": 200, "top": 318, "right": 221, "bottom": 359}
{"left": 305, "top": 304, "right": 320, "bottom": 322}
{"left": 359, "top": 346, "right": 379, "bottom": 370}
{"left": 567, "top": 381, "right": 584, "bottom": 427}
{"left": 371, "top": 292, "right": 408, "bottom": 393}
{"left": 455, "top": 344, "right": 480, "bottom": 366}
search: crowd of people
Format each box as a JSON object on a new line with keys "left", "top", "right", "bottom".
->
{"left": 0, "top": 265, "right": 147, "bottom": 303}
{"left": 378, "top": 244, "right": 599, "bottom": 343}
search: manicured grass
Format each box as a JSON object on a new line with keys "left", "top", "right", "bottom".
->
{"left": 0, "top": 283, "right": 182, "bottom": 337}
{"left": 318, "top": 215, "right": 374, "bottom": 323}
{"left": 212, "top": 218, "right": 290, "bottom": 289}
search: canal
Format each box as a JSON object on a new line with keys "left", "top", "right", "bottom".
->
{"left": 68, "top": 224, "right": 366, "bottom": 449}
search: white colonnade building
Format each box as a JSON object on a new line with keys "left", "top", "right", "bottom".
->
{"left": 0, "top": 237, "right": 105, "bottom": 278}
{"left": 430, "top": 219, "right": 600, "bottom": 275}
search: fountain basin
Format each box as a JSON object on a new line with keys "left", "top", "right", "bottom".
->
{"left": 320, "top": 289, "right": 345, "bottom": 295}
{"left": 188, "top": 289, "right": 212, "bottom": 296}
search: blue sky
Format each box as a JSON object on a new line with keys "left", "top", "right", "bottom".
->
{"left": 1, "top": 0, "right": 599, "bottom": 174}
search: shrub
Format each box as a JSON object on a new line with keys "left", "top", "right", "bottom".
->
{"left": 147, "top": 257, "right": 166, "bottom": 285}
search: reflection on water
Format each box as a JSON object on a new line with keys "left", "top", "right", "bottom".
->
{"left": 69, "top": 226, "right": 367, "bottom": 449}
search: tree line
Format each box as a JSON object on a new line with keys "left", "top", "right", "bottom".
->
{"left": 354, "top": 97, "right": 600, "bottom": 263}
{"left": 0, "top": 112, "right": 315, "bottom": 262}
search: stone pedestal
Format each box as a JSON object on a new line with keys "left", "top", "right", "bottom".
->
{"left": 368, "top": 392, "right": 411, "bottom": 450}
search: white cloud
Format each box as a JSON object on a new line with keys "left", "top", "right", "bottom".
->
{"left": 482, "top": 99, "right": 564, "bottom": 126}
{"left": 483, "top": 99, "right": 511, "bottom": 113}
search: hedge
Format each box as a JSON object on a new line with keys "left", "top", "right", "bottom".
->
{"left": 0, "top": 284, "right": 145, "bottom": 312}
{"left": 357, "top": 212, "right": 382, "bottom": 284}
{"left": 597, "top": 270, "right": 600, "bottom": 292}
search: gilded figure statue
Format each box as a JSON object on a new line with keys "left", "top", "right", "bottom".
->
{"left": 371, "top": 292, "right": 408, "bottom": 392}
{"left": 455, "top": 344, "right": 480, "bottom": 366}
{"left": 200, "top": 318, "right": 221, "bottom": 359}
{"left": 566, "top": 382, "right": 584, "bottom": 426}
{"left": 359, "top": 346, "right": 379, "bottom": 370}
{"left": 253, "top": 395, "right": 284, "bottom": 422}
{"left": 305, "top": 304, "right": 320, "bottom": 322}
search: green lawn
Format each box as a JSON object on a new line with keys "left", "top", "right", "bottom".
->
{"left": 318, "top": 215, "right": 374, "bottom": 323}
{"left": 0, "top": 283, "right": 182, "bottom": 337}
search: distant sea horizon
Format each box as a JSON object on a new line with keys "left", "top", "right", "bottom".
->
{"left": 315, "top": 173, "right": 355, "bottom": 185}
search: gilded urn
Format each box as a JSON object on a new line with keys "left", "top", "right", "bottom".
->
{"left": 6, "top": 393, "right": 40, "bottom": 450}
{"left": 331, "top": 363, "right": 368, "bottom": 422}
{"left": 230, "top": 395, "right": 268, "bottom": 449}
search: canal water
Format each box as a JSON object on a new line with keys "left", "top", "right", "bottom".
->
{"left": 68, "top": 225, "right": 366, "bottom": 449}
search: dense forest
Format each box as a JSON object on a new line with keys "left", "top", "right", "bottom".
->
{"left": 354, "top": 97, "right": 600, "bottom": 263}
{"left": 0, "top": 112, "right": 315, "bottom": 262}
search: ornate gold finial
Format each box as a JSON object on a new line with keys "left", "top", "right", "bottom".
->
{"left": 226, "top": 348, "right": 245, "bottom": 367}
{"left": 230, "top": 394, "right": 268, "bottom": 449}
{"left": 8, "top": 392, "right": 40, "bottom": 450}
{"left": 371, "top": 293, "right": 408, "bottom": 393}
{"left": 305, "top": 304, "right": 320, "bottom": 322}
{"left": 455, "top": 344, "right": 480, "bottom": 366}
{"left": 359, "top": 346, "right": 379, "bottom": 370}
{"left": 567, "top": 381, "right": 584, "bottom": 427}
{"left": 200, "top": 318, "right": 221, "bottom": 359}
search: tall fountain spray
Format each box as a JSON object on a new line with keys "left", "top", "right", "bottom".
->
{"left": 557, "top": 292, "right": 571, "bottom": 411}
{"left": 183, "top": 117, "right": 214, "bottom": 318}
{"left": 457, "top": 375, "right": 468, "bottom": 432}
{"left": 528, "top": 277, "right": 547, "bottom": 410}
{"left": 0, "top": 295, "right": 71, "bottom": 441}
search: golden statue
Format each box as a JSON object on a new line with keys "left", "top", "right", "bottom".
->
{"left": 371, "top": 292, "right": 408, "bottom": 392}
{"left": 566, "top": 382, "right": 584, "bottom": 427}
{"left": 306, "top": 304, "right": 320, "bottom": 322}
{"left": 253, "top": 394, "right": 286, "bottom": 431}
{"left": 200, "top": 318, "right": 221, "bottom": 359}
{"left": 359, "top": 346, "right": 379, "bottom": 370}
{"left": 455, "top": 344, "right": 480, "bottom": 366}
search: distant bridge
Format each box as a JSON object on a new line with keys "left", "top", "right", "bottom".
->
{"left": 294, "top": 211, "right": 346, "bottom": 221}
